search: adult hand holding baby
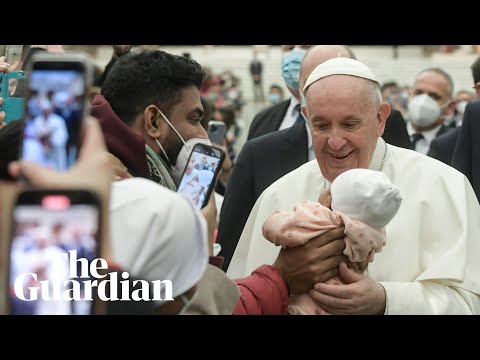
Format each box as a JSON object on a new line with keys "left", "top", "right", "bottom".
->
{"left": 273, "top": 227, "right": 347, "bottom": 295}
{"left": 309, "top": 262, "right": 387, "bottom": 315}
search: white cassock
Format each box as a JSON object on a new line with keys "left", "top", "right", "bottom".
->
{"left": 31, "top": 113, "right": 68, "bottom": 171}
{"left": 228, "top": 138, "right": 480, "bottom": 314}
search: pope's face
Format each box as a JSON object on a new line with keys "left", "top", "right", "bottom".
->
{"left": 305, "top": 75, "right": 389, "bottom": 183}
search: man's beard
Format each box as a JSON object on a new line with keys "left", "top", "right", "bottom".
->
{"left": 164, "top": 130, "right": 184, "bottom": 166}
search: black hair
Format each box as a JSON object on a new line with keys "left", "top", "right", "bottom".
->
{"left": 381, "top": 82, "right": 398, "bottom": 92}
{"left": 471, "top": 56, "right": 480, "bottom": 85}
{"left": 101, "top": 50, "right": 206, "bottom": 126}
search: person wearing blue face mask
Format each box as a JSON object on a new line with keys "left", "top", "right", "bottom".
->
{"left": 248, "top": 45, "right": 313, "bottom": 141}
{"left": 268, "top": 84, "right": 284, "bottom": 105}
{"left": 219, "top": 45, "right": 355, "bottom": 272}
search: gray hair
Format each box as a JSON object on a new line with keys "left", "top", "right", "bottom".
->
{"left": 368, "top": 80, "right": 382, "bottom": 108}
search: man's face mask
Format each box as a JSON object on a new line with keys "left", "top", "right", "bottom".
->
{"left": 269, "top": 93, "right": 282, "bottom": 105}
{"left": 408, "top": 93, "right": 445, "bottom": 128}
{"left": 456, "top": 100, "right": 467, "bottom": 115}
{"left": 154, "top": 109, "right": 211, "bottom": 185}
{"left": 282, "top": 48, "right": 307, "bottom": 91}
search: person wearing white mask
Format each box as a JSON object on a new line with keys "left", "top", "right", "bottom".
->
{"left": 406, "top": 68, "right": 456, "bottom": 155}
{"left": 448, "top": 90, "right": 475, "bottom": 128}
{"left": 91, "top": 50, "right": 219, "bottom": 248}
{"left": 91, "top": 49, "right": 210, "bottom": 191}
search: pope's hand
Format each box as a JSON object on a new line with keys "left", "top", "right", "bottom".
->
{"left": 309, "top": 262, "right": 386, "bottom": 315}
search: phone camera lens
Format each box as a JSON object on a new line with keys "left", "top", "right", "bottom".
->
{"left": 211, "top": 125, "right": 217, "bottom": 131}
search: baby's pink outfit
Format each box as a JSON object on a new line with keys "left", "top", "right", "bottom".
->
{"left": 262, "top": 200, "right": 386, "bottom": 315}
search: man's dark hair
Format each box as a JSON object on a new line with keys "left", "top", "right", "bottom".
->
{"left": 381, "top": 82, "right": 398, "bottom": 92}
{"left": 471, "top": 56, "right": 480, "bottom": 85}
{"left": 270, "top": 84, "right": 283, "bottom": 92}
{"left": 101, "top": 50, "right": 206, "bottom": 126}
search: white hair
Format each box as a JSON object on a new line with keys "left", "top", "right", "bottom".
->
{"left": 367, "top": 80, "right": 382, "bottom": 108}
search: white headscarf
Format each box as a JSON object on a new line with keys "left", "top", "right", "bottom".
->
{"left": 110, "top": 177, "right": 208, "bottom": 305}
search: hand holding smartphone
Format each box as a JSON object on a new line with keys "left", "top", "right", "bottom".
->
{"left": 177, "top": 143, "right": 225, "bottom": 209}
{"left": 19, "top": 52, "right": 91, "bottom": 172}
{"left": 8, "top": 189, "right": 101, "bottom": 315}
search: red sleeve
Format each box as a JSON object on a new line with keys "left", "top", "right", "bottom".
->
{"left": 232, "top": 265, "right": 289, "bottom": 315}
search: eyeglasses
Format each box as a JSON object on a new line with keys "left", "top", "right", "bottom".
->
{"left": 473, "top": 82, "right": 480, "bottom": 90}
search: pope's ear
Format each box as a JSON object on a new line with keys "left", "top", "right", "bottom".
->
{"left": 376, "top": 102, "right": 391, "bottom": 137}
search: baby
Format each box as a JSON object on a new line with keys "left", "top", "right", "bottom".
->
{"left": 262, "top": 168, "right": 402, "bottom": 315}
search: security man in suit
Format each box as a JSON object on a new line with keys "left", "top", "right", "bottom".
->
{"left": 218, "top": 45, "right": 348, "bottom": 271}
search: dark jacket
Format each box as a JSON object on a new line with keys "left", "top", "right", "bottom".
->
{"left": 247, "top": 99, "right": 290, "bottom": 140}
{"left": 427, "top": 127, "right": 461, "bottom": 166}
{"left": 218, "top": 121, "right": 308, "bottom": 271}
{"left": 382, "top": 109, "right": 412, "bottom": 149}
{"left": 452, "top": 99, "right": 480, "bottom": 202}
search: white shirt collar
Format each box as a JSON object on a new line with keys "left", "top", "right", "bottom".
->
{"left": 406, "top": 121, "right": 443, "bottom": 143}
{"left": 287, "top": 96, "right": 300, "bottom": 116}
{"left": 406, "top": 121, "right": 443, "bottom": 155}
{"left": 279, "top": 97, "right": 301, "bottom": 131}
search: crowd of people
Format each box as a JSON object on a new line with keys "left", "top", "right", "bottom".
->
{"left": 0, "top": 44, "right": 479, "bottom": 315}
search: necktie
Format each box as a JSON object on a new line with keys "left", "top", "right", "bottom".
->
{"left": 411, "top": 133, "right": 424, "bottom": 149}
{"left": 294, "top": 104, "right": 304, "bottom": 125}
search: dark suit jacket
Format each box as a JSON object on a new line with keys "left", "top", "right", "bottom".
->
{"left": 247, "top": 99, "right": 290, "bottom": 140}
{"left": 427, "top": 127, "right": 461, "bottom": 165}
{"left": 382, "top": 109, "right": 412, "bottom": 149}
{"left": 452, "top": 99, "right": 480, "bottom": 202}
{"left": 217, "top": 121, "right": 308, "bottom": 271}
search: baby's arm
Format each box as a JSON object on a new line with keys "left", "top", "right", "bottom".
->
{"left": 262, "top": 201, "right": 340, "bottom": 247}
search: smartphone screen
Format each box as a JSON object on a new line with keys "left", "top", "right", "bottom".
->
{"left": 9, "top": 190, "right": 100, "bottom": 315}
{"left": 20, "top": 54, "right": 88, "bottom": 171}
{"left": 177, "top": 144, "right": 225, "bottom": 209}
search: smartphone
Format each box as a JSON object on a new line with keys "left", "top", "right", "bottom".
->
{"left": 177, "top": 143, "right": 225, "bottom": 209}
{"left": 19, "top": 52, "right": 92, "bottom": 171}
{"left": 208, "top": 120, "right": 227, "bottom": 146}
{"left": 4, "top": 45, "right": 24, "bottom": 65}
{"left": 7, "top": 189, "right": 101, "bottom": 315}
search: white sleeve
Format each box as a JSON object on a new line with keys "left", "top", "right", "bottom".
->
{"left": 380, "top": 281, "right": 480, "bottom": 314}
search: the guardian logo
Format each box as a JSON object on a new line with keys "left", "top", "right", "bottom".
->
{"left": 13, "top": 250, "right": 173, "bottom": 302}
